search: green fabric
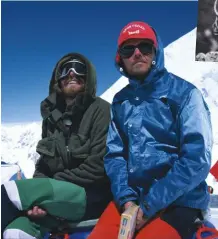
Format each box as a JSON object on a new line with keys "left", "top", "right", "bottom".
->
{"left": 6, "top": 216, "right": 47, "bottom": 239}
{"left": 15, "top": 178, "right": 86, "bottom": 228}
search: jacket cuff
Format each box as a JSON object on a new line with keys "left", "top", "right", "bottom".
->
{"left": 119, "top": 196, "right": 138, "bottom": 208}
{"left": 116, "top": 188, "right": 139, "bottom": 208}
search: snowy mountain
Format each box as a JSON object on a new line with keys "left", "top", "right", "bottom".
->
{"left": 1, "top": 28, "right": 218, "bottom": 192}
{"left": 1, "top": 122, "right": 42, "bottom": 179}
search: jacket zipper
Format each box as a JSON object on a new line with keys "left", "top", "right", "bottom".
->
{"left": 65, "top": 135, "right": 70, "bottom": 152}
{"left": 65, "top": 131, "right": 70, "bottom": 167}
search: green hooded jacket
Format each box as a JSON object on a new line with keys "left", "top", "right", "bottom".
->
{"left": 33, "top": 52, "right": 112, "bottom": 219}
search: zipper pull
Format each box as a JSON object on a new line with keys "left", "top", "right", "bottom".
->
{"left": 66, "top": 145, "right": 69, "bottom": 152}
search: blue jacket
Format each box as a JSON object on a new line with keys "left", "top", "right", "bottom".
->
{"left": 104, "top": 30, "right": 213, "bottom": 219}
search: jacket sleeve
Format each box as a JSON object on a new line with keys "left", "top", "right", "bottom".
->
{"left": 53, "top": 104, "right": 111, "bottom": 186}
{"left": 104, "top": 104, "right": 139, "bottom": 207}
{"left": 140, "top": 88, "right": 213, "bottom": 218}
{"left": 33, "top": 156, "right": 51, "bottom": 178}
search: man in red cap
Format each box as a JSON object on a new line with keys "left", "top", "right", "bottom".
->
{"left": 88, "top": 21, "right": 216, "bottom": 239}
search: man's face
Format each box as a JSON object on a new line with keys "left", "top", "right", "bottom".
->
{"left": 120, "top": 39, "right": 155, "bottom": 79}
{"left": 60, "top": 71, "right": 85, "bottom": 98}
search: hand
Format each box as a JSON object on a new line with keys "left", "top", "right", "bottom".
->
{"left": 27, "top": 206, "right": 47, "bottom": 218}
{"left": 135, "top": 207, "right": 148, "bottom": 231}
{"left": 123, "top": 201, "right": 136, "bottom": 211}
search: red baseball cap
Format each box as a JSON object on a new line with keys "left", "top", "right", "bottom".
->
{"left": 118, "top": 21, "right": 157, "bottom": 48}
{"left": 116, "top": 21, "right": 157, "bottom": 66}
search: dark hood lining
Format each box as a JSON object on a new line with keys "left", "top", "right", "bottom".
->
{"left": 49, "top": 52, "right": 97, "bottom": 98}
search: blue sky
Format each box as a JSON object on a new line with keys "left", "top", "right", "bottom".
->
{"left": 2, "top": 1, "right": 198, "bottom": 123}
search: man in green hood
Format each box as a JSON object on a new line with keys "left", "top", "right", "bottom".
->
{"left": 1, "top": 53, "right": 112, "bottom": 239}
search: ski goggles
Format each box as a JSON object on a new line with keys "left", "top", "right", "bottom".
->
{"left": 58, "top": 60, "right": 87, "bottom": 80}
{"left": 118, "top": 42, "right": 154, "bottom": 59}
